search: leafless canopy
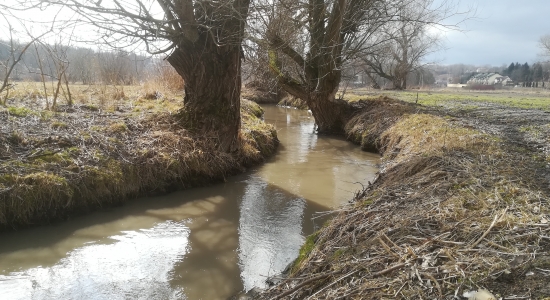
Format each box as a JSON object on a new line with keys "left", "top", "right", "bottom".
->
{"left": 359, "top": 0, "right": 454, "bottom": 89}
{"left": 252, "top": 0, "right": 469, "bottom": 96}
{"left": 15, "top": 0, "right": 250, "bottom": 55}
{"left": 540, "top": 35, "right": 550, "bottom": 59}
{"left": 0, "top": 8, "right": 51, "bottom": 105}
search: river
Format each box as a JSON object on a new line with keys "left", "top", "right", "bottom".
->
{"left": 0, "top": 106, "right": 379, "bottom": 300}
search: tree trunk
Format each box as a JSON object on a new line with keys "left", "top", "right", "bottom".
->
{"left": 306, "top": 92, "right": 350, "bottom": 134}
{"left": 392, "top": 74, "right": 407, "bottom": 90}
{"left": 167, "top": 45, "right": 242, "bottom": 153}
{"left": 305, "top": 73, "right": 350, "bottom": 134}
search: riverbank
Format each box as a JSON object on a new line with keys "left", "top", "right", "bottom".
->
{"left": 0, "top": 85, "right": 278, "bottom": 232}
{"left": 258, "top": 96, "right": 550, "bottom": 299}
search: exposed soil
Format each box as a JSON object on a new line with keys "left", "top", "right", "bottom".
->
{"left": 441, "top": 100, "right": 550, "bottom": 157}
{"left": 256, "top": 97, "right": 550, "bottom": 299}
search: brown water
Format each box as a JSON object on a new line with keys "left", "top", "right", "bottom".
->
{"left": 0, "top": 106, "right": 379, "bottom": 300}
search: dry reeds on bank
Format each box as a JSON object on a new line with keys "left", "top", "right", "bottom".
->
{"left": 259, "top": 97, "right": 550, "bottom": 299}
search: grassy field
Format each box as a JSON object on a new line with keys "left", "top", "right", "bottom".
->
{"left": 3, "top": 81, "right": 184, "bottom": 113}
{"left": 342, "top": 87, "right": 550, "bottom": 110}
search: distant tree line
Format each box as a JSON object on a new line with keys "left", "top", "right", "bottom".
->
{"left": 0, "top": 40, "right": 152, "bottom": 85}
{"left": 501, "top": 62, "right": 547, "bottom": 85}
{"left": 428, "top": 61, "right": 550, "bottom": 86}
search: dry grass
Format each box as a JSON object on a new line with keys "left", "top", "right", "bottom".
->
{"left": 259, "top": 97, "right": 550, "bottom": 299}
{"left": 2, "top": 79, "right": 186, "bottom": 114}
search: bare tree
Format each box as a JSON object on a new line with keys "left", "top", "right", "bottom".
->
{"left": 14, "top": 0, "right": 252, "bottom": 152}
{"left": 256, "top": 0, "right": 389, "bottom": 133}
{"left": 360, "top": 1, "right": 444, "bottom": 90}
{"left": 97, "top": 50, "right": 134, "bottom": 85}
{"left": 0, "top": 12, "right": 47, "bottom": 106}
{"left": 259, "top": 0, "right": 466, "bottom": 133}
{"left": 65, "top": 47, "right": 98, "bottom": 84}
{"left": 43, "top": 41, "right": 73, "bottom": 108}
{"left": 540, "top": 35, "right": 550, "bottom": 59}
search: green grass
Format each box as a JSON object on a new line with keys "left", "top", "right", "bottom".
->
{"left": 343, "top": 89, "right": 550, "bottom": 111}
{"left": 291, "top": 232, "right": 319, "bottom": 274}
{"left": 51, "top": 120, "right": 68, "bottom": 129}
{"left": 108, "top": 122, "right": 128, "bottom": 133}
{"left": 8, "top": 106, "right": 35, "bottom": 117}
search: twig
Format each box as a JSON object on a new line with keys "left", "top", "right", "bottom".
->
{"left": 365, "top": 263, "right": 406, "bottom": 278}
{"left": 378, "top": 236, "right": 401, "bottom": 259}
{"left": 470, "top": 207, "right": 508, "bottom": 249}
{"left": 394, "top": 282, "right": 407, "bottom": 297}
{"left": 269, "top": 272, "right": 334, "bottom": 300}
{"left": 26, "top": 149, "right": 63, "bottom": 159}
{"left": 487, "top": 241, "right": 514, "bottom": 252}
{"left": 306, "top": 270, "right": 359, "bottom": 299}
{"left": 382, "top": 232, "right": 402, "bottom": 251}
{"left": 421, "top": 272, "right": 443, "bottom": 297}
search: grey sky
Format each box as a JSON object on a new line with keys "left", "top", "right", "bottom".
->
{"left": 428, "top": 0, "right": 550, "bottom": 66}
{"left": 2, "top": 0, "right": 548, "bottom": 67}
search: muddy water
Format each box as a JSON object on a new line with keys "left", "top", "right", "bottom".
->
{"left": 0, "top": 106, "right": 379, "bottom": 300}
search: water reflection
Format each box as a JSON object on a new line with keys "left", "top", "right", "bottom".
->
{"left": 0, "top": 221, "right": 190, "bottom": 300}
{"left": 259, "top": 106, "right": 379, "bottom": 208}
{"left": 238, "top": 177, "right": 305, "bottom": 291}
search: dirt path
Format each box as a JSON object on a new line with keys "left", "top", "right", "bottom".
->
{"left": 442, "top": 101, "right": 550, "bottom": 152}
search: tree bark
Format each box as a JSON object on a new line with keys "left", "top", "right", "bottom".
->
{"left": 307, "top": 93, "right": 350, "bottom": 134}
{"left": 167, "top": 44, "right": 242, "bottom": 153}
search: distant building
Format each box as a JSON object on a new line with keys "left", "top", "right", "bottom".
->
{"left": 467, "top": 73, "right": 512, "bottom": 86}
{"left": 495, "top": 75, "right": 513, "bottom": 86}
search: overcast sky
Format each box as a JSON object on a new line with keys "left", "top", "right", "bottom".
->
{"left": 2, "top": 0, "right": 549, "bottom": 67}
{"left": 428, "top": 0, "right": 550, "bottom": 66}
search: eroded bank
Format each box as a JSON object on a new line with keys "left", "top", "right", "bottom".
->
{"left": 0, "top": 100, "right": 277, "bottom": 231}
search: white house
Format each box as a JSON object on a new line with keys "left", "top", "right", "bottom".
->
{"left": 467, "top": 73, "right": 512, "bottom": 86}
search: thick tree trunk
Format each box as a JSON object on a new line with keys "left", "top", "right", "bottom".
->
{"left": 306, "top": 93, "right": 350, "bottom": 134}
{"left": 167, "top": 45, "right": 242, "bottom": 153}
{"left": 304, "top": 63, "right": 351, "bottom": 134}
{"left": 392, "top": 79, "right": 405, "bottom": 90}
{"left": 271, "top": 57, "right": 351, "bottom": 134}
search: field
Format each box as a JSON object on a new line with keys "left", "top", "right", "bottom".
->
{"left": 343, "top": 87, "right": 550, "bottom": 110}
